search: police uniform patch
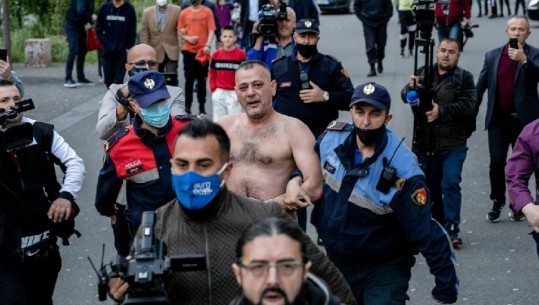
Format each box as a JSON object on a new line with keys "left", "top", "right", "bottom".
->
{"left": 105, "top": 128, "right": 129, "bottom": 152}
{"left": 411, "top": 188, "right": 427, "bottom": 206}
{"left": 394, "top": 177, "right": 405, "bottom": 191}
{"left": 326, "top": 120, "right": 347, "bottom": 131}
{"left": 125, "top": 159, "right": 144, "bottom": 176}
{"left": 280, "top": 82, "right": 292, "bottom": 88}
{"left": 341, "top": 68, "right": 350, "bottom": 78}
{"left": 323, "top": 161, "right": 335, "bottom": 174}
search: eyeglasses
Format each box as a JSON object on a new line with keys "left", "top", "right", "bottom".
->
{"left": 129, "top": 60, "right": 159, "bottom": 67}
{"left": 238, "top": 261, "right": 304, "bottom": 278}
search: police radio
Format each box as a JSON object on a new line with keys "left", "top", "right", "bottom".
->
{"left": 376, "top": 138, "right": 405, "bottom": 193}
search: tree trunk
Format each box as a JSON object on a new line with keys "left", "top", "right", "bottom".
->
{"left": 2, "top": 0, "right": 11, "bottom": 61}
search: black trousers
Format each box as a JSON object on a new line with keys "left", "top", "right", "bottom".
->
{"left": 64, "top": 20, "right": 87, "bottom": 81}
{"left": 487, "top": 114, "right": 523, "bottom": 204}
{"left": 362, "top": 22, "right": 388, "bottom": 65}
{"left": 102, "top": 52, "right": 127, "bottom": 89}
{"left": 182, "top": 50, "right": 208, "bottom": 112}
{"left": 0, "top": 246, "right": 61, "bottom": 305}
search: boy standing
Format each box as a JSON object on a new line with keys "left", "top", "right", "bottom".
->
{"left": 209, "top": 26, "right": 246, "bottom": 121}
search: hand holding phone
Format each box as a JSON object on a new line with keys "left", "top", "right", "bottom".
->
{"left": 509, "top": 38, "right": 519, "bottom": 49}
{"left": 0, "top": 49, "right": 7, "bottom": 62}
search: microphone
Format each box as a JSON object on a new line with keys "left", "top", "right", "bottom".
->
{"left": 406, "top": 90, "right": 420, "bottom": 107}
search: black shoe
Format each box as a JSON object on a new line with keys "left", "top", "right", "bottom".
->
{"left": 509, "top": 207, "right": 525, "bottom": 222}
{"left": 477, "top": 13, "right": 482, "bottom": 17}
{"left": 486, "top": 200, "right": 504, "bottom": 222}
{"left": 447, "top": 224, "right": 463, "bottom": 248}
{"left": 377, "top": 61, "right": 383, "bottom": 74}
{"left": 64, "top": 78, "right": 78, "bottom": 88}
{"left": 367, "top": 69, "right": 376, "bottom": 77}
{"left": 488, "top": 14, "right": 498, "bottom": 18}
{"left": 77, "top": 78, "right": 95, "bottom": 86}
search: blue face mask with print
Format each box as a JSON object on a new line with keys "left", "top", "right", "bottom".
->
{"left": 171, "top": 163, "right": 228, "bottom": 210}
{"left": 140, "top": 99, "right": 171, "bottom": 128}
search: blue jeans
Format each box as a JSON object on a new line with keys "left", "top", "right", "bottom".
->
{"left": 327, "top": 253, "right": 412, "bottom": 305}
{"left": 418, "top": 145, "right": 467, "bottom": 229}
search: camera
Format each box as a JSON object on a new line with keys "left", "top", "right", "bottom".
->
{"left": 90, "top": 211, "right": 206, "bottom": 305}
{"left": 256, "top": 1, "right": 287, "bottom": 38}
{"left": 0, "top": 99, "right": 35, "bottom": 151}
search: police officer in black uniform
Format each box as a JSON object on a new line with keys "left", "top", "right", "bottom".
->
{"left": 271, "top": 19, "right": 354, "bottom": 231}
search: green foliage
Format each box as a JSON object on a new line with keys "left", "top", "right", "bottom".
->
{"left": 2, "top": 0, "right": 189, "bottom": 63}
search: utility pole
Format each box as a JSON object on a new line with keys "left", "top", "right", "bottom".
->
{"left": 2, "top": 0, "right": 11, "bottom": 60}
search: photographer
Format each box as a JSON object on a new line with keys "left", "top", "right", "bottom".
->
{"left": 0, "top": 80, "right": 85, "bottom": 305}
{"left": 247, "top": 6, "right": 296, "bottom": 68}
{"left": 401, "top": 38, "right": 476, "bottom": 247}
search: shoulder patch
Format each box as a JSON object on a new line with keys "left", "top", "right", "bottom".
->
{"left": 393, "top": 177, "right": 406, "bottom": 191}
{"left": 105, "top": 128, "right": 129, "bottom": 152}
{"left": 411, "top": 188, "right": 428, "bottom": 207}
{"left": 175, "top": 114, "right": 203, "bottom": 121}
{"left": 341, "top": 68, "right": 350, "bottom": 78}
{"left": 326, "top": 120, "right": 347, "bottom": 131}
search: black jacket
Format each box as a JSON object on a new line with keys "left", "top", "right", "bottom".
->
{"left": 229, "top": 273, "right": 344, "bottom": 305}
{"left": 354, "top": 0, "right": 393, "bottom": 27}
{"left": 401, "top": 65, "right": 476, "bottom": 152}
{"left": 65, "top": 0, "right": 94, "bottom": 24}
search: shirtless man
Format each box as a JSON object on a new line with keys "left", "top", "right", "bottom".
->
{"left": 219, "top": 60, "right": 323, "bottom": 210}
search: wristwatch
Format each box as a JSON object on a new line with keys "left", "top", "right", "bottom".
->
{"left": 322, "top": 91, "right": 330, "bottom": 102}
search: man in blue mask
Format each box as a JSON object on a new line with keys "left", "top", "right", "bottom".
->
{"left": 107, "top": 119, "right": 358, "bottom": 305}
{"left": 95, "top": 70, "right": 197, "bottom": 252}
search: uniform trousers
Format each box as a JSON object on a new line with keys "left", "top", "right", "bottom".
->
{"left": 361, "top": 23, "right": 388, "bottom": 65}
{"left": 327, "top": 252, "right": 412, "bottom": 305}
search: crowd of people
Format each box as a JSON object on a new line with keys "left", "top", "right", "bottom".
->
{"left": 1, "top": 0, "right": 539, "bottom": 304}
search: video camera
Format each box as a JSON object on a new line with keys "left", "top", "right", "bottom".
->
{"left": 256, "top": 1, "right": 288, "bottom": 38}
{"left": 89, "top": 211, "right": 206, "bottom": 305}
{"left": 0, "top": 99, "right": 35, "bottom": 151}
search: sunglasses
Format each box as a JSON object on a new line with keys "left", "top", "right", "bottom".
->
{"left": 129, "top": 60, "right": 158, "bottom": 67}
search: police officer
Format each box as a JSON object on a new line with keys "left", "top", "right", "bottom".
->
{"left": 0, "top": 80, "right": 85, "bottom": 305}
{"left": 95, "top": 71, "right": 195, "bottom": 237}
{"left": 271, "top": 18, "right": 354, "bottom": 231}
{"left": 271, "top": 18, "right": 354, "bottom": 139}
{"left": 312, "top": 82, "right": 459, "bottom": 305}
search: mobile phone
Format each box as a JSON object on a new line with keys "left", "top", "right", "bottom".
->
{"left": 509, "top": 38, "right": 519, "bottom": 49}
{"left": 0, "top": 49, "right": 7, "bottom": 62}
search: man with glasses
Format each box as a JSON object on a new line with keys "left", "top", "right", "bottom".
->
{"left": 230, "top": 217, "right": 343, "bottom": 305}
{"left": 107, "top": 119, "right": 357, "bottom": 305}
{"left": 96, "top": 43, "right": 185, "bottom": 141}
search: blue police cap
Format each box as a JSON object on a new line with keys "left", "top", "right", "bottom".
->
{"left": 349, "top": 82, "right": 391, "bottom": 110}
{"left": 295, "top": 19, "right": 320, "bottom": 34}
{"left": 128, "top": 70, "right": 170, "bottom": 109}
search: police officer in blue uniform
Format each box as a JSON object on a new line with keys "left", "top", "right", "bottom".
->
{"left": 312, "top": 82, "right": 459, "bottom": 305}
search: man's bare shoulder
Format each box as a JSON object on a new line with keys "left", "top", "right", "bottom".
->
{"left": 278, "top": 113, "right": 313, "bottom": 135}
{"left": 218, "top": 113, "right": 246, "bottom": 130}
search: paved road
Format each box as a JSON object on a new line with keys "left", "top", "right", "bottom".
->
{"left": 11, "top": 11, "right": 539, "bottom": 305}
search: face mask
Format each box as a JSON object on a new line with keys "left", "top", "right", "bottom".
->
{"left": 354, "top": 124, "right": 386, "bottom": 146}
{"left": 139, "top": 100, "right": 171, "bottom": 128}
{"left": 156, "top": 0, "right": 167, "bottom": 6}
{"left": 128, "top": 65, "right": 148, "bottom": 77}
{"left": 172, "top": 163, "right": 228, "bottom": 210}
{"left": 295, "top": 43, "right": 317, "bottom": 58}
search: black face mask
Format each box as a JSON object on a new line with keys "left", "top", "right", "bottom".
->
{"left": 295, "top": 43, "right": 317, "bottom": 58}
{"left": 354, "top": 124, "right": 386, "bottom": 146}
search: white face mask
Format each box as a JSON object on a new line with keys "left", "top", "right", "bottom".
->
{"left": 156, "top": 0, "right": 167, "bottom": 7}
